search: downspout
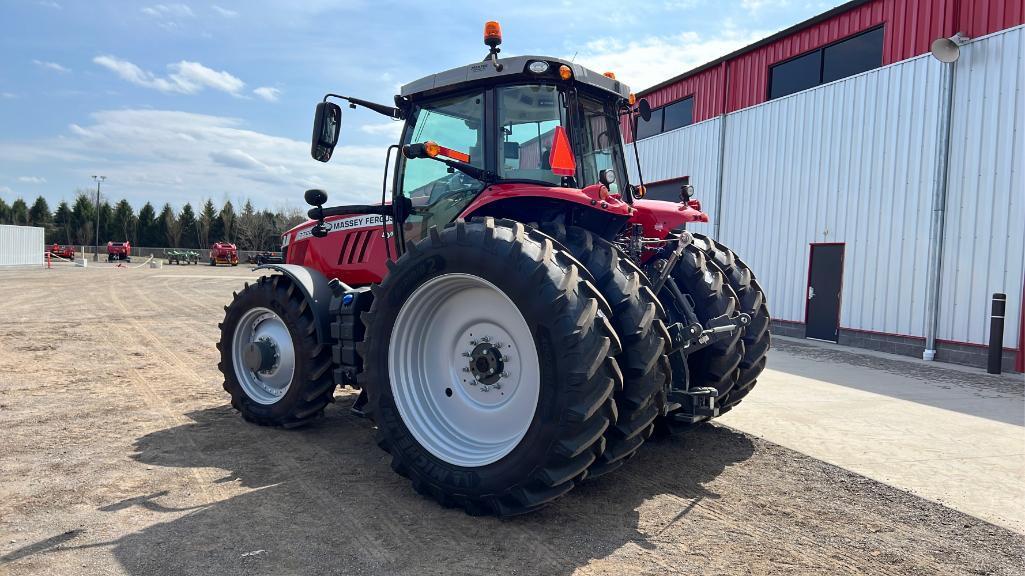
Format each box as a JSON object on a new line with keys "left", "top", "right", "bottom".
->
{"left": 712, "top": 60, "right": 730, "bottom": 241}
{"left": 922, "top": 56, "right": 957, "bottom": 361}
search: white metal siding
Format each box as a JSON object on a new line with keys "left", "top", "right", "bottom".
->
{"left": 939, "top": 26, "right": 1024, "bottom": 347}
{"left": 631, "top": 26, "right": 1022, "bottom": 349}
{"left": 628, "top": 117, "right": 721, "bottom": 236}
{"left": 0, "top": 225, "right": 44, "bottom": 267}
{"left": 718, "top": 54, "right": 941, "bottom": 337}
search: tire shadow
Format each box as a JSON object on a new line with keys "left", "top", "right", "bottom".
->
{"left": 108, "top": 396, "right": 755, "bottom": 576}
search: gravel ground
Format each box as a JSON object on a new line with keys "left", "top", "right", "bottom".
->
{"left": 1, "top": 263, "right": 1023, "bottom": 575}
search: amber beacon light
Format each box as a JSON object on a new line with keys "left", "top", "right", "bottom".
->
{"left": 484, "top": 21, "right": 502, "bottom": 47}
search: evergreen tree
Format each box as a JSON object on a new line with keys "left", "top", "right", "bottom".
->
{"left": 137, "top": 202, "right": 159, "bottom": 247}
{"left": 10, "top": 198, "right": 29, "bottom": 225}
{"left": 179, "top": 203, "right": 198, "bottom": 248}
{"left": 158, "top": 203, "right": 181, "bottom": 247}
{"left": 53, "top": 201, "right": 72, "bottom": 244}
{"left": 0, "top": 198, "right": 10, "bottom": 224}
{"left": 98, "top": 201, "right": 114, "bottom": 243}
{"left": 29, "top": 196, "right": 51, "bottom": 227}
{"left": 217, "top": 200, "right": 236, "bottom": 243}
{"left": 198, "top": 199, "right": 217, "bottom": 247}
{"left": 112, "top": 199, "right": 136, "bottom": 243}
{"left": 70, "top": 193, "right": 95, "bottom": 245}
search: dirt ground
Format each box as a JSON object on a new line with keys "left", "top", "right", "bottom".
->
{"left": 1, "top": 263, "right": 1023, "bottom": 576}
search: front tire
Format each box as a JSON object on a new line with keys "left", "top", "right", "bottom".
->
{"left": 361, "top": 218, "right": 621, "bottom": 516}
{"left": 217, "top": 275, "right": 336, "bottom": 427}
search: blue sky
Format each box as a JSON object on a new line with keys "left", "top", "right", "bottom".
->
{"left": 0, "top": 0, "right": 842, "bottom": 211}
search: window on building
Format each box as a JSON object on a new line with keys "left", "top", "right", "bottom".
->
{"left": 634, "top": 107, "right": 663, "bottom": 140}
{"left": 645, "top": 176, "right": 690, "bottom": 203}
{"left": 633, "top": 95, "right": 694, "bottom": 140}
{"left": 769, "top": 26, "right": 884, "bottom": 100}
{"left": 822, "top": 26, "right": 884, "bottom": 83}
{"left": 662, "top": 97, "right": 694, "bottom": 132}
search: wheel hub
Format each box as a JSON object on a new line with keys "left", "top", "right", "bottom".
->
{"left": 243, "top": 338, "right": 279, "bottom": 373}
{"left": 467, "top": 340, "right": 506, "bottom": 386}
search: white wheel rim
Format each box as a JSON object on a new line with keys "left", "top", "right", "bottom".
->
{"left": 232, "top": 306, "right": 296, "bottom": 405}
{"left": 389, "top": 273, "right": 541, "bottom": 468}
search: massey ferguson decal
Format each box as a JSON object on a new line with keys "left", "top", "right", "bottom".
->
{"left": 294, "top": 214, "right": 387, "bottom": 242}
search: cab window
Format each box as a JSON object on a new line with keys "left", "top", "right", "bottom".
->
{"left": 497, "top": 85, "right": 565, "bottom": 185}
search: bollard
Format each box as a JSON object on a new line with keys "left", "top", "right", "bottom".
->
{"left": 988, "top": 293, "right": 1006, "bottom": 374}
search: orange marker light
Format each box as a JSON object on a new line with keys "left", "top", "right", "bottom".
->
{"left": 559, "top": 65, "right": 572, "bottom": 80}
{"left": 634, "top": 185, "right": 646, "bottom": 199}
{"left": 484, "top": 21, "right": 502, "bottom": 47}
{"left": 603, "top": 71, "right": 616, "bottom": 79}
{"left": 424, "top": 141, "right": 440, "bottom": 158}
{"left": 628, "top": 93, "right": 636, "bottom": 105}
{"left": 549, "top": 126, "right": 576, "bottom": 177}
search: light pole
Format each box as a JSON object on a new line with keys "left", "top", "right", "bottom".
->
{"left": 91, "top": 175, "right": 106, "bottom": 261}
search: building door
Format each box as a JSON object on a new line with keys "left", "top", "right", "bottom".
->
{"left": 805, "top": 243, "right": 844, "bottom": 342}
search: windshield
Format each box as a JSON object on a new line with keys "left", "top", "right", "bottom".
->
{"left": 572, "top": 94, "right": 627, "bottom": 196}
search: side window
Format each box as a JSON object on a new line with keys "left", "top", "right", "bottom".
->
{"left": 634, "top": 107, "right": 663, "bottom": 140}
{"left": 498, "top": 85, "right": 565, "bottom": 185}
{"left": 769, "top": 50, "right": 822, "bottom": 99}
{"left": 401, "top": 92, "right": 485, "bottom": 241}
{"left": 770, "top": 26, "right": 884, "bottom": 100}
{"left": 577, "top": 96, "right": 622, "bottom": 195}
{"left": 662, "top": 97, "right": 694, "bottom": 132}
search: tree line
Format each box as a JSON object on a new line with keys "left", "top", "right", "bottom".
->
{"left": 0, "top": 192, "right": 306, "bottom": 251}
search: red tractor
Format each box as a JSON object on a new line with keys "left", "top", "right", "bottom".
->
{"left": 218, "top": 23, "right": 769, "bottom": 516}
{"left": 106, "top": 241, "right": 131, "bottom": 262}
{"left": 209, "top": 242, "right": 239, "bottom": 266}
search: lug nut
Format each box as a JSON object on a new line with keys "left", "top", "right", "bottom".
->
{"left": 481, "top": 336, "right": 490, "bottom": 342}
{"left": 462, "top": 367, "right": 470, "bottom": 372}
{"left": 461, "top": 351, "right": 470, "bottom": 357}
{"left": 493, "top": 383, "right": 502, "bottom": 390}
{"left": 501, "top": 372, "right": 509, "bottom": 378}
{"left": 479, "top": 385, "right": 489, "bottom": 392}
{"left": 470, "top": 339, "right": 478, "bottom": 346}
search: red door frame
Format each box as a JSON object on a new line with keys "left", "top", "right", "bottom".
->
{"left": 804, "top": 242, "right": 846, "bottom": 340}
{"left": 1017, "top": 272, "right": 1024, "bottom": 373}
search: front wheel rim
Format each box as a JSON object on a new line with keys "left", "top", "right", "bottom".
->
{"left": 232, "top": 306, "right": 296, "bottom": 405}
{"left": 389, "top": 273, "right": 541, "bottom": 468}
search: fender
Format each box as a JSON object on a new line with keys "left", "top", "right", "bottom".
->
{"left": 254, "top": 263, "right": 340, "bottom": 344}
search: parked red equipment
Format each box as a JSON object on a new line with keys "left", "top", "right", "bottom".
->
{"left": 48, "top": 244, "right": 75, "bottom": 260}
{"left": 106, "top": 241, "right": 131, "bottom": 262}
{"left": 218, "top": 22, "right": 770, "bottom": 516}
{"left": 210, "top": 242, "right": 239, "bottom": 266}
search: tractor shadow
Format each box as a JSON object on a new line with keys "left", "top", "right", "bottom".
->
{"left": 109, "top": 395, "right": 755, "bottom": 575}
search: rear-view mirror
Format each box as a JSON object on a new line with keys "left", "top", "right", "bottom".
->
{"left": 311, "top": 102, "right": 342, "bottom": 162}
{"left": 637, "top": 98, "right": 652, "bottom": 123}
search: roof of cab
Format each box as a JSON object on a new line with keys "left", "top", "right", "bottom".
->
{"left": 400, "top": 55, "right": 631, "bottom": 101}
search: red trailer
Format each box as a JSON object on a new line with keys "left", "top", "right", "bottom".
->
{"left": 47, "top": 244, "right": 75, "bottom": 260}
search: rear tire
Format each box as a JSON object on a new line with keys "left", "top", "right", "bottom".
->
{"left": 538, "top": 222, "right": 670, "bottom": 478}
{"left": 217, "top": 275, "right": 336, "bottom": 427}
{"left": 361, "top": 218, "right": 621, "bottom": 516}
{"left": 690, "top": 235, "right": 769, "bottom": 413}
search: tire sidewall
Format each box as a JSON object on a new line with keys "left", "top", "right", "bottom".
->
{"left": 221, "top": 281, "right": 316, "bottom": 421}
{"left": 366, "top": 235, "right": 579, "bottom": 496}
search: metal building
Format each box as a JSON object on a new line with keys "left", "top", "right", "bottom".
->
{"left": 627, "top": 0, "right": 1024, "bottom": 372}
{"left": 0, "top": 225, "right": 44, "bottom": 267}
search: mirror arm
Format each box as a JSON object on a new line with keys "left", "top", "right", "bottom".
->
{"left": 630, "top": 113, "right": 647, "bottom": 198}
{"left": 325, "top": 93, "right": 404, "bottom": 120}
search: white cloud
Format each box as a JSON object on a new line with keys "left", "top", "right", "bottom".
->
{"left": 741, "top": 0, "right": 790, "bottom": 13}
{"left": 141, "top": 3, "right": 194, "bottom": 18}
{"left": 0, "top": 92, "right": 17, "bottom": 99}
{"left": 574, "top": 27, "right": 770, "bottom": 92}
{"left": 93, "top": 55, "right": 245, "bottom": 96}
{"left": 0, "top": 186, "right": 13, "bottom": 195}
{"left": 36, "top": 0, "right": 61, "bottom": 8}
{"left": 17, "top": 176, "right": 47, "bottom": 184}
{"left": 359, "top": 121, "right": 403, "bottom": 140}
{"left": 32, "top": 59, "right": 70, "bottom": 73}
{"left": 211, "top": 4, "right": 238, "bottom": 17}
{"left": 253, "top": 86, "right": 280, "bottom": 102}
{"left": 1, "top": 109, "right": 386, "bottom": 208}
